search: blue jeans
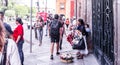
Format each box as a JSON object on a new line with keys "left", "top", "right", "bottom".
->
{"left": 17, "top": 40, "right": 24, "bottom": 65}
{"left": 37, "top": 29, "right": 43, "bottom": 44}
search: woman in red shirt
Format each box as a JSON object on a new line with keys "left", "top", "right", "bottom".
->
{"left": 13, "top": 17, "right": 24, "bottom": 65}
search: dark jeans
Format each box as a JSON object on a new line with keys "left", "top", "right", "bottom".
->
{"left": 34, "top": 28, "right": 38, "bottom": 39}
{"left": 17, "top": 40, "right": 24, "bottom": 65}
{"left": 59, "top": 33, "right": 64, "bottom": 49}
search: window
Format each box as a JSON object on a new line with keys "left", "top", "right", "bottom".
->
{"left": 60, "top": 3, "right": 65, "bottom": 9}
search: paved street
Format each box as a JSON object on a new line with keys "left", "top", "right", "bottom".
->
{"left": 21, "top": 23, "right": 99, "bottom": 65}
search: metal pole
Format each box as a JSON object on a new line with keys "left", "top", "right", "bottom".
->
{"left": 85, "top": 0, "right": 87, "bottom": 22}
{"left": 46, "top": 0, "right": 47, "bottom": 13}
{"left": 37, "top": 0, "right": 40, "bottom": 12}
{"left": 30, "top": 0, "right": 33, "bottom": 53}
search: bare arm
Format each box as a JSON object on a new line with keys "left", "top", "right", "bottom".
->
{"left": 15, "top": 35, "right": 21, "bottom": 44}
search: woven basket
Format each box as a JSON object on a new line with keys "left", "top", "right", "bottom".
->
{"left": 60, "top": 59, "right": 73, "bottom": 63}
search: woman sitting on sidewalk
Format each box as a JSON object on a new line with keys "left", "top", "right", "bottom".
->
{"left": 76, "top": 19, "right": 88, "bottom": 59}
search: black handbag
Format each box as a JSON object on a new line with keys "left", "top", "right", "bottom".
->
{"left": 72, "top": 38, "right": 85, "bottom": 50}
{"left": 0, "top": 40, "right": 8, "bottom": 65}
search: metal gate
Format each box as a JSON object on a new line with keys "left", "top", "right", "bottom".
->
{"left": 92, "top": 0, "right": 114, "bottom": 65}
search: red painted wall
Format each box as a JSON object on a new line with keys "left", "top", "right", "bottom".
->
{"left": 70, "top": 0, "right": 74, "bottom": 18}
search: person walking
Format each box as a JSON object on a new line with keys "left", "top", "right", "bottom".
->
{"left": 49, "top": 14, "right": 62, "bottom": 60}
{"left": 34, "top": 16, "right": 44, "bottom": 46}
{"left": 0, "top": 21, "right": 21, "bottom": 65}
{"left": 59, "top": 15, "right": 66, "bottom": 50}
{"left": 13, "top": 18, "right": 24, "bottom": 65}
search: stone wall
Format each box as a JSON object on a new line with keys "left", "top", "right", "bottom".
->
{"left": 113, "top": 0, "right": 120, "bottom": 65}
{"left": 117, "top": 0, "right": 120, "bottom": 65}
{"left": 86, "top": 0, "right": 92, "bottom": 29}
{"left": 76, "top": 0, "right": 92, "bottom": 29}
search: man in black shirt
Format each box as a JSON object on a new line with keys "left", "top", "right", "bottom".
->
{"left": 49, "top": 14, "right": 62, "bottom": 60}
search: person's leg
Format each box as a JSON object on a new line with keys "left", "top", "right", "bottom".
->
{"left": 39, "top": 30, "right": 43, "bottom": 46}
{"left": 50, "top": 36, "right": 55, "bottom": 60}
{"left": 45, "top": 24, "right": 48, "bottom": 36}
{"left": 56, "top": 36, "right": 60, "bottom": 55}
{"left": 56, "top": 42, "right": 60, "bottom": 55}
{"left": 37, "top": 29, "right": 39, "bottom": 40}
{"left": 38, "top": 30, "right": 41, "bottom": 46}
{"left": 59, "top": 33, "right": 63, "bottom": 50}
{"left": 51, "top": 43, "right": 54, "bottom": 56}
{"left": 41, "top": 30, "right": 43, "bottom": 43}
{"left": 59, "top": 39, "right": 62, "bottom": 50}
{"left": 17, "top": 40, "right": 24, "bottom": 65}
{"left": 34, "top": 28, "right": 37, "bottom": 39}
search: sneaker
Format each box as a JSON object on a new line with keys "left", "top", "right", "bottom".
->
{"left": 77, "top": 55, "right": 83, "bottom": 59}
{"left": 56, "top": 52, "right": 60, "bottom": 55}
{"left": 50, "top": 55, "right": 53, "bottom": 60}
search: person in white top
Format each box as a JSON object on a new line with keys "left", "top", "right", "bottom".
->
{"left": 0, "top": 20, "right": 21, "bottom": 65}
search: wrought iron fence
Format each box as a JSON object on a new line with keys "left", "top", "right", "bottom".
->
{"left": 92, "top": 0, "right": 114, "bottom": 65}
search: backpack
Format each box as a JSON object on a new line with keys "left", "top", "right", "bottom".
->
{"left": 50, "top": 20, "right": 59, "bottom": 36}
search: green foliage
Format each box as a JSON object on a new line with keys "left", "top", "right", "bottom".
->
{"left": 0, "top": 0, "right": 37, "bottom": 17}
{"left": 0, "top": 6, "right": 7, "bottom": 12}
{"left": 5, "top": 10, "right": 15, "bottom": 16}
{"left": 13, "top": 5, "right": 29, "bottom": 17}
{"left": 13, "top": 5, "right": 37, "bottom": 17}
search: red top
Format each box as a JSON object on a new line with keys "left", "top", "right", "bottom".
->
{"left": 13, "top": 24, "right": 24, "bottom": 42}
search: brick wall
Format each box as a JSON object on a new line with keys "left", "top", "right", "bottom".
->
{"left": 56, "top": 0, "right": 66, "bottom": 15}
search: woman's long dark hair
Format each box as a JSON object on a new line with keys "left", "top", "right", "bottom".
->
{"left": 16, "top": 17, "right": 23, "bottom": 25}
{"left": 38, "top": 16, "right": 44, "bottom": 22}
{"left": 78, "top": 19, "right": 85, "bottom": 26}
{"left": 0, "top": 21, "right": 5, "bottom": 51}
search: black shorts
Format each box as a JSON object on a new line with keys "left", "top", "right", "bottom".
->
{"left": 51, "top": 35, "right": 60, "bottom": 43}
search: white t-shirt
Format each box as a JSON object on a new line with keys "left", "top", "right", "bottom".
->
{"left": 72, "top": 19, "right": 77, "bottom": 25}
{"left": 0, "top": 39, "right": 21, "bottom": 65}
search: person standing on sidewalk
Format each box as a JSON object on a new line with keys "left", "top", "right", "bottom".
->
{"left": 13, "top": 17, "right": 24, "bottom": 65}
{"left": 0, "top": 21, "right": 21, "bottom": 65}
{"left": 49, "top": 14, "right": 62, "bottom": 60}
{"left": 34, "top": 16, "right": 44, "bottom": 46}
{"left": 59, "top": 15, "right": 66, "bottom": 50}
